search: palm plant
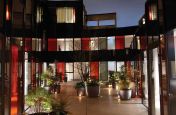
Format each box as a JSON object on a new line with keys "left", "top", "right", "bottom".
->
{"left": 25, "top": 87, "right": 52, "bottom": 113}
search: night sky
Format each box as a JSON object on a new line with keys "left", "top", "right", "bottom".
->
{"left": 83, "top": 0, "right": 146, "bottom": 27}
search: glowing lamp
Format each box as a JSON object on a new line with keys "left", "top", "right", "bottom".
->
{"left": 6, "top": 5, "right": 10, "bottom": 21}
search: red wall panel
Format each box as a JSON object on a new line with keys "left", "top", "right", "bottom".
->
{"left": 140, "top": 36, "right": 147, "bottom": 50}
{"left": 82, "top": 38, "right": 90, "bottom": 50}
{"left": 90, "top": 62, "right": 99, "bottom": 80}
{"left": 25, "top": 38, "right": 32, "bottom": 51}
{"left": 48, "top": 38, "right": 57, "bottom": 51}
{"left": 57, "top": 62, "right": 65, "bottom": 81}
{"left": 115, "top": 36, "right": 125, "bottom": 49}
{"left": 11, "top": 45, "right": 19, "bottom": 115}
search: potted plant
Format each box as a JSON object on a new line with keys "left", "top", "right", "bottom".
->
{"left": 41, "top": 66, "right": 61, "bottom": 94}
{"left": 50, "top": 94, "right": 71, "bottom": 115}
{"left": 25, "top": 87, "right": 52, "bottom": 114}
{"left": 115, "top": 65, "right": 133, "bottom": 100}
{"left": 86, "top": 78, "right": 100, "bottom": 97}
{"left": 75, "top": 81, "right": 86, "bottom": 96}
{"left": 109, "top": 71, "right": 118, "bottom": 88}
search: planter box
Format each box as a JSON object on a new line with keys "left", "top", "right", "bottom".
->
{"left": 77, "top": 88, "right": 86, "bottom": 96}
{"left": 87, "top": 85, "right": 100, "bottom": 97}
{"left": 119, "top": 89, "right": 132, "bottom": 100}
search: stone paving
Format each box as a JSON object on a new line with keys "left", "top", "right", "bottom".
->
{"left": 59, "top": 81, "right": 148, "bottom": 115}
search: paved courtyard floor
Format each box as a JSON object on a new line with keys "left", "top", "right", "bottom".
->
{"left": 59, "top": 81, "right": 148, "bottom": 115}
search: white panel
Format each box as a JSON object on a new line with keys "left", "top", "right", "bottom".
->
{"left": 116, "top": 62, "right": 124, "bottom": 71}
{"left": 152, "top": 48, "right": 161, "bottom": 115}
{"left": 90, "top": 37, "right": 98, "bottom": 50}
{"left": 74, "top": 38, "right": 81, "bottom": 50}
{"left": 125, "top": 35, "right": 133, "bottom": 48}
{"left": 108, "top": 61, "right": 116, "bottom": 71}
{"left": 57, "top": 39, "right": 65, "bottom": 51}
{"left": 108, "top": 36, "right": 115, "bottom": 49}
{"left": 65, "top": 38, "right": 73, "bottom": 51}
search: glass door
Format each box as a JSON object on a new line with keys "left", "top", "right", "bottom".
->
{"left": 166, "top": 29, "right": 176, "bottom": 115}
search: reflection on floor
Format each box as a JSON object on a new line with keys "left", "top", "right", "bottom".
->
{"left": 59, "top": 81, "right": 148, "bottom": 115}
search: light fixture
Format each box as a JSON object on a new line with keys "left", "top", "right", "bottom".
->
{"left": 6, "top": 5, "right": 10, "bottom": 21}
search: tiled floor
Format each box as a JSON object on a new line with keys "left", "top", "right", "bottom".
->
{"left": 59, "top": 82, "right": 148, "bottom": 115}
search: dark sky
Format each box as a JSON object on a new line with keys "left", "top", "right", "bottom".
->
{"left": 83, "top": 0, "right": 146, "bottom": 27}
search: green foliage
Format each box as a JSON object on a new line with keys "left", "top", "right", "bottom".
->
{"left": 25, "top": 87, "right": 52, "bottom": 113}
{"left": 114, "top": 65, "right": 131, "bottom": 90}
{"left": 75, "top": 81, "right": 85, "bottom": 89}
{"left": 51, "top": 94, "right": 71, "bottom": 114}
{"left": 87, "top": 78, "right": 99, "bottom": 87}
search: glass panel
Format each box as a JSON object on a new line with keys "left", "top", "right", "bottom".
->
{"left": 36, "top": 7, "right": 43, "bottom": 23}
{"left": 74, "top": 62, "right": 81, "bottom": 80}
{"left": 66, "top": 73, "right": 73, "bottom": 81}
{"left": 142, "top": 51, "right": 148, "bottom": 107}
{"left": 149, "top": 4, "right": 157, "bottom": 20}
{"left": 56, "top": 7, "right": 75, "bottom": 23}
{"left": 167, "top": 29, "right": 176, "bottom": 115}
{"left": 66, "top": 63, "right": 73, "bottom": 72}
{"left": 32, "top": 38, "right": 36, "bottom": 51}
{"left": 65, "top": 38, "right": 73, "bottom": 51}
{"left": 99, "top": 37, "right": 107, "bottom": 50}
{"left": 152, "top": 48, "right": 161, "bottom": 115}
{"left": 107, "top": 36, "right": 115, "bottom": 49}
{"left": 74, "top": 38, "right": 81, "bottom": 50}
{"left": 57, "top": 39, "right": 65, "bottom": 51}
{"left": 90, "top": 37, "right": 98, "bottom": 50}
{"left": 99, "top": 20, "right": 115, "bottom": 26}
{"left": 99, "top": 62, "right": 108, "bottom": 81}
{"left": 87, "top": 21, "right": 98, "bottom": 27}
{"left": 116, "top": 62, "right": 124, "bottom": 71}
{"left": 125, "top": 35, "right": 133, "bottom": 48}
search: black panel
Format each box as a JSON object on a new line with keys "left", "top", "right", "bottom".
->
{"left": 28, "top": 49, "right": 143, "bottom": 62}
{"left": 164, "top": 1, "right": 176, "bottom": 32}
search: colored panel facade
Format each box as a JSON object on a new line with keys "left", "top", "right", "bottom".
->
{"left": 25, "top": 38, "right": 32, "bottom": 51}
{"left": 90, "top": 62, "right": 99, "bottom": 80}
{"left": 82, "top": 38, "right": 90, "bottom": 50}
{"left": 57, "top": 62, "right": 65, "bottom": 81}
{"left": 48, "top": 38, "right": 57, "bottom": 51}
{"left": 115, "top": 36, "right": 125, "bottom": 49}
{"left": 11, "top": 45, "right": 19, "bottom": 115}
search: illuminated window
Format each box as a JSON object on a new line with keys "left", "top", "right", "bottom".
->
{"left": 149, "top": 4, "right": 157, "bottom": 20}
{"left": 6, "top": 5, "right": 10, "bottom": 21}
{"left": 56, "top": 7, "right": 75, "bottom": 23}
{"left": 108, "top": 36, "right": 115, "bottom": 49}
{"left": 125, "top": 35, "right": 133, "bottom": 48}
{"left": 90, "top": 37, "right": 98, "bottom": 50}
{"left": 65, "top": 38, "right": 73, "bottom": 51}
{"left": 74, "top": 38, "right": 81, "bottom": 50}
{"left": 57, "top": 39, "right": 65, "bottom": 51}
{"left": 142, "top": 18, "right": 145, "bottom": 24}
{"left": 36, "top": 7, "right": 43, "bottom": 23}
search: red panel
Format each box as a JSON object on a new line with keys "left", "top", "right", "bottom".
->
{"left": 48, "top": 38, "right": 57, "bottom": 51}
{"left": 140, "top": 36, "right": 147, "bottom": 50}
{"left": 57, "top": 62, "right": 65, "bottom": 81}
{"left": 90, "top": 62, "right": 99, "bottom": 80}
{"left": 82, "top": 38, "right": 90, "bottom": 50}
{"left": 11, "top": 45, "right": 18, "bottom": 115}
{"left": 25, "top": 38, "right": 32, "bottom": 51}
{"left": 115, "top": 36, "right": 125, "bottom": 49}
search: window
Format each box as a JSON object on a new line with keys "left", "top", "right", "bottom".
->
{"left": 36, "top": 7, "right": 43, "bottom": 23}
{"left": 74, "top": 38, "right": 81, "bottom": 50}
{"left": 90, "top": 37, "right": 98, "bottom": 50}
{"left": 56, "top": 7, "right": 75, "bottom": 23}
{"left": 149, "top": 4, "right": 157, "bottom": 20}
{"left": 65, "top": 38, "right": 73, "bottom": 51}
{"left": 125, "top": 35, "right": 133, "bottom": 48}
{"left": 108, "top": 36, "right": 115, "bottom": 49}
